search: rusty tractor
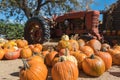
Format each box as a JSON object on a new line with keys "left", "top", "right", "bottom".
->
{"left": 24, "top": 10, "right": 102, "bottom": 44}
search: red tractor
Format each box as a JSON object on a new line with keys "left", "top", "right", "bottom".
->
{"left": 24, "top": 10, "right": 102, "bottom": 44}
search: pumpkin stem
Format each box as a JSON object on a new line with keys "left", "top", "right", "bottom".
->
{"left": 59, "top": 56, "right": 65, "bottom": 62}
{"left": 101, "top": 47, "right": 107, "bottom": 52}
{"left": 22, "top": 59, "right": 30, "bottom": 70}
{"left": 90, "top": 54, "right": 95, "bottom": 59}
{"left": 32, "top": 52, "right": 38, "bottom": 56}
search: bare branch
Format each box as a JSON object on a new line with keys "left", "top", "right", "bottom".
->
{"left": 40, "top": 0, "right": 62, "bottom": 7}
{"left": 34, "top": 0, "right": 42, "bottom": 15}
{"left": 15, "top": 0, "right": 32, "bottom": 19}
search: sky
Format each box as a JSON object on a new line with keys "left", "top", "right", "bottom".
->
{"left": 0, "top": 0, "right": 117, "bottom": 23}
{"left": 90, "top": 0, "right": 117, "bottom": 20}
{"left": 91, "top": 0, "right": 117, "bottom": 10}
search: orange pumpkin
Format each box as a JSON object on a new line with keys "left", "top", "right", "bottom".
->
{"left": 108, "top": 49, "right": 120, "bottom": 65}
{"left": 27, "top": 55, "right": 44, "bottom": 64}
{"left": 69, "top": 38, "right": 79, "bottom": 51}
{"left": 87, "top": 39, "right": 101, "bottom": 51}
{"left": 59, "top": 48, "right": 70, "bottom": 56}
{"left": 52, "top": 57, "right": 59, "bottom": 67}
{"left": 4, "top": 49, "right": 21, "bottom": 60}
{"left": 82, "top": 54, "right": 105, "bottom": 76}
{"left": 29, "top": 44, "right": 34, "bottom": 50}
{"left": 72, "top": 50, "right": 87, "bottom": 69}
{"left": 32, "top": 47, "right": 41, "bottom": 53}
{"left": 80, "top": 46, "right": 94, "bottom": 57}
{"left": 15, "top": 39, "right": 28, "bottom": 48}
{"left": 30, "top": 44, "right": 42, "bottom": 53}
{"left": 4, "top": 48, "right": 15, "bottom": 54}
{"left": 3, "top": 41, "right": 16, "bottom": 49}
{"left": 113, "top": 45, "right": 120, "bottom": 51}
{"left": 95, "top": 51, "right": 112, "bottom": 71}
{"left": 0, "top": 49, "right": 5, "bottom": 60}
{"left": 58, "top": 48, "right": 78, "bottom": 66}
{"left": 101, "top": 43, "right": 111, "bottom": 51}
{"left": 41, "top": 50, "right": 49, "bottom": 57}
{"left": 57, "top": 40, "right": 72, "bottom": 51}
{"left": 33, "top": 44, "right": 42, "bottom": 51}
{"left": 45, "top": 49, "right": 58, "bottom": 67}
{"left": 77, "top": 39, "right": 85, "bottom": 47}
{"left": 20, "top": 59, "right": 48, "bottom": 80}
{"left": 57, "top": 35, "right": 72, "bottom": 51}
{"left": 52, "top": 59, "right": 79, "bottom": 80}
{"left": 20, "top": 46, "right": 32, "bottom": 59}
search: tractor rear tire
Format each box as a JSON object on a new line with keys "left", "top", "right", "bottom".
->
{"left": 24, "top": 16, "right": 50, "bottom": 44}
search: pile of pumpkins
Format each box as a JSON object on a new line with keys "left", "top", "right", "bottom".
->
{"left": 0, "top": 34, "right": 120, "bottom": 80}
{"left": 0, "top": 38, "right": 44, "bottom": 60}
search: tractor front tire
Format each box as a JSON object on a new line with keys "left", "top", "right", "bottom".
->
{"left": 24, "top": 16, "right": 50, "bottom": 44}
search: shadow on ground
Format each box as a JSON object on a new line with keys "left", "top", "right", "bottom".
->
{"left": 10, "top": 72, "right": 19, "bottom": 77}
{"left": 109, "top": 72, "right": 120, "bottom": 77}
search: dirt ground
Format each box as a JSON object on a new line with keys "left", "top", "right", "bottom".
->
{"left": 0, "top": 42, "right": 120, "bottom": 80}
{"left": 0, "top": 59, "right": 120, "bottom": 80}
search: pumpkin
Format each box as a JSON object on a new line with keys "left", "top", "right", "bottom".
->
{"left": 77, "top": 39, "right": 85, "bottom": 47}
{"left": 57, "top": 35, "right": 72, "bottom": 51}
{"left": 41, "top": 50, "right": 49, "bottom": 57}
{"left": 113, "top": 45, "right": 120, "bottom": 51}
{"left": 3, "top": 41, "right": 17, "bottom": 49}
{"left": 0, "top": 42, "right": 5, "bottom": 48}
{"left": 8, "top": 40, "right": 17, "bottom": 46}
{"left": 69, "top": 38, "right": 79, "bottom": 51}
{"left": 27, "top": 55, "right": 44, "bottom": 64}
{"left": 57, "top": 40, "right": 72, "bottom": 51}
{"left": 20, "top": 59, "right": 48, "bottom": 80}
{"left": 101, "top": 43, "right": 111, "bottom": 51}
{"left": 0, "top": 49, "right": 5, "bottom": 60}
{"left": 0, "top": 38, "right": 8, "bottom": 44}
{"left": 72, "top": 50, "right": 87, "bottom": 69}
{"left": 4, "top": 49, "right": 21, "bottom": 60}
{"left": 87, "top": 39, "right": 101, "bottom": 51}
{"left": 80, "top": 46, "right": 94, "bottom": 57}
{"left": 95, "top": 51, "right": 112, "bottom": 71}
{"left": 59, "top": 48, "right": 70, "bottom": 56}
{"left": 30, "top": 44, "right": 42, "bottom": 54}
{"left": 20, "top": 46, "right": 32, "bottom": 59}
{"left": 108, "top": 49, "right": 120, "bottom": 65}
{"left": 82, "top": 54, "right": 105, "bottom": 76}
{"left": 59, "top": 48, "right": 78, "bottom": 66}
{"left": 0, "top": 38, "right": 8, "bottom": 48}
{"left": 108, "top": 49, "right": 120, "bottom": 55}
{"left": 45, "top": 48, "right": 58, "bottom": 67}
{"left": 52, "top": 57, "right": 59, "bottom": 67}
{"left": 32, "top": 47, "right": 41, "bottom": 54}
{"left": 29, "top": 44, "right": 34, "bottom": 50}
{"left": 51, "top": 57, "right": 79, "bottom": 80}
{"left": 33, "top": 44, "right": 42, "bottom": 51}
{"left": 15, "top": 39, "right": 28, "bottom": 48}
{"left": 61, "top": 34, "right": 69, "bottom": 41}
{"left": 4, "top": 47, "right": 16, "bottom": 59}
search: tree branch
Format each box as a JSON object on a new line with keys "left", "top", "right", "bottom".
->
{"left": 34, "top": 0, "right": 53, "bottom": 16}
{"left": 34, "top": 0, "right": 42, "bottom": 15}
{"left": 16, "top": 0, "right": 32, "bottom": 19}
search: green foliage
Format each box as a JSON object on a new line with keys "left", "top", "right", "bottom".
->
{"left": 0, "top": 21, "right": 24, "bottom": 39}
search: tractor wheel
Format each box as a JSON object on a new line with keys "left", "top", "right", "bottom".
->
{"left": 24, "top": 16, "right": 50, "bottom": 44}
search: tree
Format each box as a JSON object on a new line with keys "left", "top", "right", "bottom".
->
{"left": 0, "top": 0, "right": 95, "bottom": 23}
